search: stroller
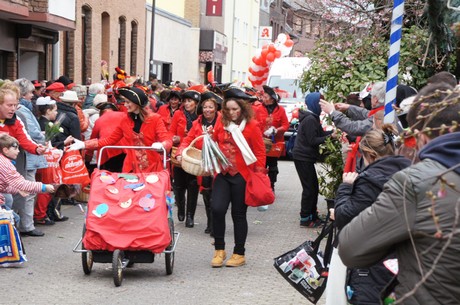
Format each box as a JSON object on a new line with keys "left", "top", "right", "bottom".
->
{"left": 73, "top": 146, "right": 179, "bottom": 286}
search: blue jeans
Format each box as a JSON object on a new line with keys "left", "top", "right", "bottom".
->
{"left": 1, "top": 193, "right": 20, "bottom": 225}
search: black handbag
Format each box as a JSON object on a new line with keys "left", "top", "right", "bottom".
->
{"left": 273, "top": 220, "right": 334, "bottom": 304}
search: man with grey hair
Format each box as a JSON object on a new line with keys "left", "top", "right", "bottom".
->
{"left": 320, "top": 81, "right": 386, "bottom": 136}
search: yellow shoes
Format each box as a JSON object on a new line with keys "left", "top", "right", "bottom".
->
{"left": 211, "top": 250, "right": 227, "bottom": 268}
{"left": 211, "top": 251, "right": 246, "bottom": 267}
{"left": 225, "top": 254, "right": 246, "bottom": 267}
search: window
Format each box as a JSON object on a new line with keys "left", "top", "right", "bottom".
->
{"left": 130, "top": 20, "right": 138, "bottom": 75}
{"left": 234, "top": 17, "right": 239, "bottom": 40}
{"left": 101, "top": 12, "right": 110, "bottom": 72}
{"left": 242, "top": 22, "right": 248, "bottom": 45}
{"left": 252, "top": 25, "right": 258, "bottom": 47}
{"left": 118, "top": 16, "right": 127, "bottom": 69}
{"left": 82, "top": 5, "right": 92, "bottom": 85}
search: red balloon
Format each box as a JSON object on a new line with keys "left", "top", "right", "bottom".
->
{"left": 266, "top": 52, "right": 275, "bottom": 62}
{"left": 252, "top": 56, "right": 259, "bottom": 65}
{"left": 275, "top": 50, "right": 281, "bottom": 58}
{"left": 292, "top": 108, "right": 299, "bottom": 119}
{"left": 261, "top": 49, "right": 269, "bottom": 59}
{"left": 249, "top": 67, "right": 255, "bottom": 75}
{"left": 285, "top": 39, "right": 294, "bottom": 47}
{"left": 268, "top": 44, "right": 276, "bottom": 52}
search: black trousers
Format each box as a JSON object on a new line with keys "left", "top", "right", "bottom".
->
{"left": 211, "top": 173, "right": 248, "bottom": 255}
{"left": 101, "top": 153, "right": 126, "bottom": 173}
{"left": 173, "top": 166, "right": 199, "bottom": 216}
{"left": 265, "top": 156, "right": 279, "bottom": 187}
{"left": 294, "top": 159, "right": 319, "bottom": 219}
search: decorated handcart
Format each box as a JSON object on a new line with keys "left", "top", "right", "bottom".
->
{"left": 72, "top": 146, "right": 179, "bottom": 287}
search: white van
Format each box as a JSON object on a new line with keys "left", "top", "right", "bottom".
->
{"left": 267, "top": 57, "right": 311, "bottom": 146}
{"left": 267, "top": 56, "right": 311, "bottom": 100}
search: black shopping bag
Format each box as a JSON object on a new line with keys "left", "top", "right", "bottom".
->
{"left": 273, "top": 222, "right": 334, "bottom": 304}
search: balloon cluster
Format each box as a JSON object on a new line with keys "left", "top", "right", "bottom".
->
{"left": 248, "top": 33, "right": 294, "bottom": 89}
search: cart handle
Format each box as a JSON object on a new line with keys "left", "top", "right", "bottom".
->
{"left": 97, "top": 145, "right": 167, "bottom": 170}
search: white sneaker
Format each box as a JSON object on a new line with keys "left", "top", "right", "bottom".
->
{"left": 257, "top": 205, "right": 268, "bottom": 212}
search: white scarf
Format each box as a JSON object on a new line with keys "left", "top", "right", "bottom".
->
{"left": 224, "top": 119, "right": 257, "bottom": 165}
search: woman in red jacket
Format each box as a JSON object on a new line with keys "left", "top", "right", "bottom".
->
{"left": 69, "top": 87, "right": 172, "bottom": 173}
{"left": 176, "top": 91, "right": 223, "bottom": 235}
{"left": 170, "top": 90, "right": 200, "bottom": 227}
{"left": 210, "top": 88, "right": 266, "bottom": 268}
{"left": 157, "top": 89, "right": 182, "bottom": 130}
{"left": 258, "top": 85, "right": 289, "bottom": 194}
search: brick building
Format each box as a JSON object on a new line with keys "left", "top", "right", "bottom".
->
{"left": 0, "top": 0, "right": 75, "bottom": 81}
{"left": 60, "top": 0, "right": 146, "bottom": 85}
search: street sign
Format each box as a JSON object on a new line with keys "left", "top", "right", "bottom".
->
{"left": 259, "top": 26, "right": 272, "bottom": 40}
{"left": 206, "top": 0, "right": 222, "bottom": 16}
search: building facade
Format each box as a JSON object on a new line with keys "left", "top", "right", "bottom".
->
{"left": 59, "top": 0, "right": 146, "bottom": 85}
{"left": 0, "top": 0, "right": 75, "bottom": 81}
{"left": 145, "top": 0, "right": 200, "bottom": 84}
{"left": 222, "top": 0, "right": 260, "bottom": 84}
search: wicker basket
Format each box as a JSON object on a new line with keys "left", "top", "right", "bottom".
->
{"left": 263, "top": 138, "right": 273, "bottom": 153}
{"left": 74, "top": 185, "right": 90, "bottom": 202}
{"left": 182, "top": 135, "right": 211, "bottom": 176}
{"left": 170, "top": 146, "right": 181, "bottom": 167}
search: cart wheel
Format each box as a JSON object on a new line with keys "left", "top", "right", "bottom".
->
{"left": 165, "top": 218, "right": 175, "bottom": 275}
{"left": 82, "top": 244, "right": 93, "bottom": 275}
{"left": 112, "top": 249, "right": 124, "bottom": 287}
{"left": 81, "top": 225, "right": 93, "bottom": 275}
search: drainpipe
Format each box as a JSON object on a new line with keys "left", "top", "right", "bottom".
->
{"left": 52, "top": 33, "right": 60, "bottom": 80}
{"left": 149, "top": 0, "right": 156, "bottom": 76}
{"left": 229, "top": 0, "right": 236, "bottom": 81}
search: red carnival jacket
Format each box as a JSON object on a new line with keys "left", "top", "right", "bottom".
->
{"left": 170, "top": 109, "right": 196, "bottom": 145}
{"left": 157, "top": 104, "right": 179, "bottom": 130}
{"left": 257, "top": 104, "right": 289, "bottom": 143}
{"left": 212, "top": 118, "right": 266, "bottom": 182}
{"left": 86, "top": 113, "right": 172, "bottom": 173}
{"left": 176, "top": 112, "right": 223, "bottom": 156}
{"left": 89, "top": 111, "right": 130, "bottom": 165}
{"left": 0, "top": 114, "right": 38, "bottom": 154}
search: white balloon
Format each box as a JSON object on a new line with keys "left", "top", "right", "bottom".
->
{"left": 251, "top": 64, "right": 262, "bottom": 72}
{"left": 277, "top": 33, "right": 287, "bottom": 44}
{"left": 280, "top": 45, "right": 291, "bottom": 57}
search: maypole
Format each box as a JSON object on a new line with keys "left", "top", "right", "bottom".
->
{"left": 384, "top": 0, "right": 405, "bottom": 123}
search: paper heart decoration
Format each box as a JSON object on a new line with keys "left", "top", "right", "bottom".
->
{"left": 100, "top": 172, "right": 115, "bottom": 184}
{"left": 139, "top": 194, "right": 155, "bottom": 211}
{"left": 146, "top": 174, "right": 159, "bottom": 184}
{"left": 118, "top": 173, "right": 139, "bottom": 182}
{"left": 124, "top": 183, "right": 145, "bottom": 191}
{"left": 92, "top": 203, "right": 109, "bottom": 218}
{"left": 106, "top": 185, "right": 119, "bottom": 194}
{"left": 119, "top": 198, "right": 132, "bottom": 209}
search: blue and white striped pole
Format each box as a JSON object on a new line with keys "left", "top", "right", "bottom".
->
{"left": 384, "top": 0, "right": 405, "bottom": 124}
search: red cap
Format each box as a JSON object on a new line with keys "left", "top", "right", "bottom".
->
{"left": 46, "top": 82, "right": 66, "bottom": 92}
{"left": 32, "top": 80, "right": 43, "bottom": 88}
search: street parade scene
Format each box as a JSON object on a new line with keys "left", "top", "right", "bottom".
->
{"left": 1, "top": 0, "right": 460, "bottom": 304}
